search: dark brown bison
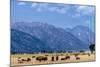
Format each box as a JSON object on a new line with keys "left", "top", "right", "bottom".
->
{"left": 36, "top": 56, "right": 48, "bottom": 62}
{"left": 65, "top": 56, "right": 70, "bottom": 59}
{"left": 56, "top": 56, "right": 59, "bottom": 61}
{"left": 18, "top": 57, "right": 31, "bottom": 63}
{"left": 17, "top": 57, "right": 23, "bottom": 63}
{"left": 76, "top": 57, "right": 80, "bottom": 60}
{"left": 21, "top": 58, "right": 31, "bottom": 62}
{"left": 51, "top": 56, "right": 55, "bottom": 61}
{"left": 32, "top": 56, "right": 35, "bottom": 58}
{"left": 61, "top": 56, "right": 70, "bottom": 60}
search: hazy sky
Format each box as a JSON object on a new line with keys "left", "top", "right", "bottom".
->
{"left": 11, "top": 0, "right": 95, "bottom": 32}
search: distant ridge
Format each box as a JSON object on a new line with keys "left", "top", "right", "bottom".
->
{"left": 11, "top": 22, "right": 90, "bottom": 53}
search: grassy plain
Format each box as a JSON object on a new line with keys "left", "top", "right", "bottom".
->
{"left": 11, "top": 52, "right": 95, "bottom": 66}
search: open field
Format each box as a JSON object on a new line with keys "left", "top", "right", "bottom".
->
{"left": 11, "top": 52, "right": 95, "bottom": 66}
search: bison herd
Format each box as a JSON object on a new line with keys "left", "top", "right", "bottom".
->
{"left": 17, "top": 53, "right": 91, "bottom": 64}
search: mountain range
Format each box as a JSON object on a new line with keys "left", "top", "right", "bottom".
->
{"left": 66, "top": 25, "right": 95, "bottom": 44}
{"left": 11, "top": 22, "right": 95, "bottom": 53}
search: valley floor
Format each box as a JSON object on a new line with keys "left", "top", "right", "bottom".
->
{"left": 11, "top": 52, "right": 95, "bottom": 66}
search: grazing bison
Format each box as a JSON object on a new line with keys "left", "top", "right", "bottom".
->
{"left": 56, "top": 56, "right": 59, "bottom": 61}
{"left": 61, "top": 56, "right": 70, "bottom": 60}
{"left": 17, "top": 57, "right": 31, "bottom": 64}
{"left": 18, "top": 59, "right": 25, "bottom": 64}
{"left": 21, "top": 59, "right": 26, "bottom": 61}
{"left": 36, "top": 56, "right": 48, "bottom": 62}
{"left": 76, "top": 57, "right": 80, "bottom": 60}
{"left": 51, "top": 56, "right": 55, "bottom": 61}
{"left": 17, "top": 57, "right": 23, "bottom": 64}
{"left": 19, "top": 58, "right": 31, "bottom": 63}
{"left": 32, "top": 56, "right": 35, "bottom": 58}
{"left": 65, "top": 56, "right": 70, "bottom": 59}
{"left": 27, "top": 58, "right": 31, "bottom": 62}
{"left": 61, "top": 58, "right": 66, "bottom": 60}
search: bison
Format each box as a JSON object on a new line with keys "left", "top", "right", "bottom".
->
{"left": 51, "top": 56, "right": 55, "bottom": 61}
{"left": 61, "top": 56, "right": 70, "bottom": 60}
{"left": 76, "top": 57, "right": 80, "bottom": 60}
{"left": 36, "top": 56, "right": 48, "bottom": 62}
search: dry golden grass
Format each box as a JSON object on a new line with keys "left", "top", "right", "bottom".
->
{"left": 11, "top": 52, "right": 95, "bottom": 66}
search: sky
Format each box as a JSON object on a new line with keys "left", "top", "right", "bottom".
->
{"left": 11, "top": 0, "right": 95, "bottom": 32}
